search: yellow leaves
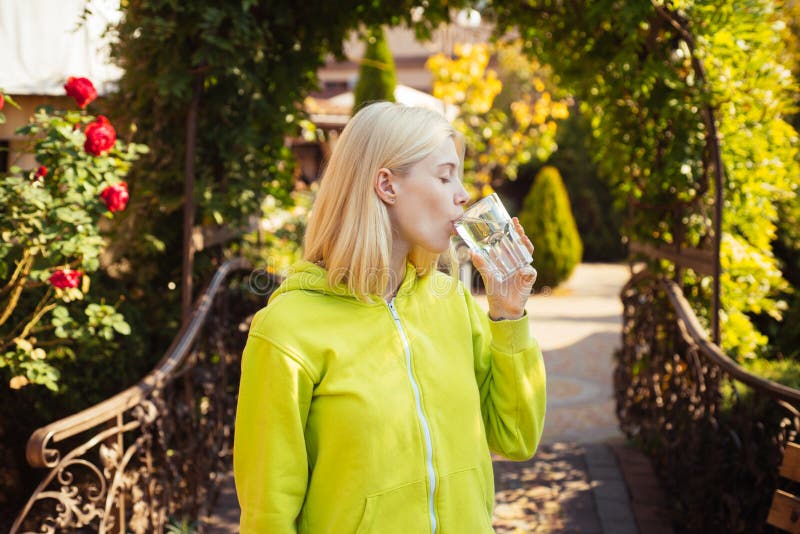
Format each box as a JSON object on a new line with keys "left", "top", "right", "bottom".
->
{"left": 532, "top": 92, "right": 553, "bottom": 124}
{"left": 427, "top": 39, "right": 569, "bottom": 185}
{"left": 426, "top": 43, "right": 502, "bottom": 112}
{"left": 10, "top": 375, "right": 29, "bottom": 389}
{"left": 551, "top": 101, "right": 569, "bottom": 119}
{"left": 464, "top": 181, "right": 482, "bottom": 200}
{"left": 511, "top": 100, "right": 533, "bottom": 129}
{"left": 510, "top": 91, "right": 569, "bottom": 132}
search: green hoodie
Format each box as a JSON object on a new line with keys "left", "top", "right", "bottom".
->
{"left": 234, "top": 260, "right": 546, "bottom": 533}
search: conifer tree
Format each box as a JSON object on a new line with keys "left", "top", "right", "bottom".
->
{"left": 519, "top": 166, "right": 583, "bottom": 288}
{"left": 353, "top": 26, "right": 396, "bottom": 113}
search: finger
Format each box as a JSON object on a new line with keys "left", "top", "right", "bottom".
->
{"left": 470, "top": 250, "right": 487, "bottom": 273}
{"left": 512, "top": 218, "right": 535, "bottom": 254}
{"left": 511, "top": 266, "right": 537, "bottom": 294}
{"left": 516, "top": 265, "right": 537, "bottom": 285}
{"left": 524, "top": 266, "right": 538, "bottom": 285}
{"left": 470, "top": 251, "right": 500, "bottom": 283}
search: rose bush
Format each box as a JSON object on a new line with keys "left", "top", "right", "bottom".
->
{"left": 100, "top": 182, "right": 129, "bottom": 212}
{"left": 64, "top": 76, "right": 97, "bottom": 109}
{"left": 0, "top": 78, "right": 148, "bottom": 391}
{"left": 48, "top": 269, "right": 82, "bottom": 289}
{"left": 84, "top": 115, "right": 116, "bottom": 156}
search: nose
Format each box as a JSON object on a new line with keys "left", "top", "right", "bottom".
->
{"left": 455, "top": 183, "right": 470, "bottom": 206}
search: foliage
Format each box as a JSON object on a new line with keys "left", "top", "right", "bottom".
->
{"left": 0, "top": 102, "right": 146, "bottom": 391}
{"left": 235, "top": 186, "right": 315, "bottom": 279}
{"left": 0, "top": 90, "right": 19, "bottom": 125}
{"left": 490, "top": 1, "right": 799, "bottom": 359}
{"left": 427, "top": 40, "right": 569, "bottom": 196}
{"left": 353, "top": 26, "right": 397, "bottom": 113}
{"left": 518, "top": 166, "right": 583, "bottom": 288}
{"left": 756, "top": 1, "right": 800, "bottom": 362}
{"left": 738, "top": 355, "right": 800, "bottom": 390}
{"left": 715, "top": 235, "right": 789, "bottom": 356}
{"left": 165, "top": 517, "right": 198, "bottom": 534}
{"left": 507, "top": 107, "right": 625, "bottom": 262}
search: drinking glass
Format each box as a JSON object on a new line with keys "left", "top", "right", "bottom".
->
{"left": 454, "top": 193, "right": 533, "bottom": 281}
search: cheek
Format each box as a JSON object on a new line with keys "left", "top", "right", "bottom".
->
{"left": 396, "top": 196, "right": 443, "bottom": 243}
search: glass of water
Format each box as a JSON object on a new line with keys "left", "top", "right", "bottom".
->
{"left": 454, "top": 193, "right": 533, "bottom": 281}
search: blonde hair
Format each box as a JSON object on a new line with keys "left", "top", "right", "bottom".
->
{"left": 303, "top": 102, "right": 465, "bottom": 301}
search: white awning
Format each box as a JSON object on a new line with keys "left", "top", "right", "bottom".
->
{"left": 326, "top": 84, "right": 458, "bottom": 121}
{"left": 0, "top": 0, "right": 122, "bottom": 96}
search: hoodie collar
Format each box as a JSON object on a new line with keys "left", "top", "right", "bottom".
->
{"left": 270, "top": 260, "right": 419, "bottom": 306}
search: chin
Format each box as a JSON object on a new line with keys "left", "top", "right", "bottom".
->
{"left": 423, "top": 240, "right": 452, "bottom": 255}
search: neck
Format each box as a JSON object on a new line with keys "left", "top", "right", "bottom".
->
{"left": 385, "top": 240, "right": 410, "bottom": 302}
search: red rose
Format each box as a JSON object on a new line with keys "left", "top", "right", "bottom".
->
{"left": 0, "top": 93, "right": 4, "bottom": 110}
{"left": 49, "top": 269, "right": 82, "bottom": 289}
{"left": 64, "top": 77, "right": 97, "bottom": 109}
{"left": 84, "top": 116, "right": 116, "bottom": 156}
{"left": 100, "top": 182, "right": 129, "bottom": 212}
{"left": 36, "top": 166, "right": 47, "bottom": 178}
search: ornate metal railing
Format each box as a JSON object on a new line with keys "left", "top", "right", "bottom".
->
{"left": 10, "top": 258, "right": 274, "bottom": 533}
{"left": 615, "top": 267, "right": 800, "bottom": 532}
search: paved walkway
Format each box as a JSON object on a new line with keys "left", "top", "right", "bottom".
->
{"left": 206, "top": 263, "right": 674, "bottom": 533}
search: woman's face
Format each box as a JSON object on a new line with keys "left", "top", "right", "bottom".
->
{"left": 389, "top": 137, "right": 470, "bottom": 254}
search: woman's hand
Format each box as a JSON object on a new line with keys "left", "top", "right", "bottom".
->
{"left": 470, "top": 217, "right": 537, "bottom": 321}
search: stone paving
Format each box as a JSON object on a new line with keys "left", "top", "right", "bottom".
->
{"left": 206, "top": 263, "right": 675, "bottom": 533}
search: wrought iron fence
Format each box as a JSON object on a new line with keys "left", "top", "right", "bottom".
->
{"left": 615, "top": 267, "right": 800, "bottom": 532}
{"left": 10, "top": 258, "right": 273, "bottom": 533}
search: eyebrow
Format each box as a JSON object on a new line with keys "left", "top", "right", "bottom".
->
{"left": 436, "top": 162, "right": 457, "bottom": 170}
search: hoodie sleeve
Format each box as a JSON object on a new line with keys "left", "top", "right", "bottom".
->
{"left": 234, "top": 329, "right": 315, "bottom": 533}
{"left": 466, "top": 289, "right": 546, "bottom": 461}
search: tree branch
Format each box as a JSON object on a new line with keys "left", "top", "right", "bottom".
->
{"left": 0, "top": 248, "right": 32, "bottom": 296}
{"left": 16, "top": 303, "right": 57, "bottom": 342}
{"left": 0, "top": 253, "right": 34, "bottom": 327}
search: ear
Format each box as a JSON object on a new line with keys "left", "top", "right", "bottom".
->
{"left": 374, "top": 167, "right": 397, "bottom": 206}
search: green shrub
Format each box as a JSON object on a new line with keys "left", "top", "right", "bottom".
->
{"left": 720, "top": 356, "right": 800, "bottom": 411}
{"left": 519, "top": 166, "right": 583, "bottom": 288}
{"left": 353, "top": 26, "right": 396, "bottom": 113}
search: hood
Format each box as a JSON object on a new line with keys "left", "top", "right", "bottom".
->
{"left": 269, "top": 260, "right": 420, "bottom": 306}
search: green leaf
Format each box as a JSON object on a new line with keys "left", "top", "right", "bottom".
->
{"left": 3, "top": 94, "right": 21, "bottom": 109}
{"left": 112, "top": 320, "right": 132, "bottom": 335}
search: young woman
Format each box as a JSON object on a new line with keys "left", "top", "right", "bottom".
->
{"left": 234, "top": 102, "right": 546, "bottom": 533}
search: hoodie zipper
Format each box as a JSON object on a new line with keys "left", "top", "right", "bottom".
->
{"left": 387, "top": 298, "right": 437, "bottom": 534}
